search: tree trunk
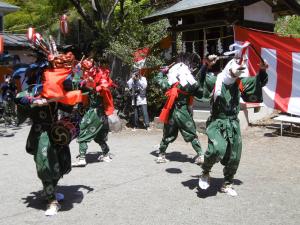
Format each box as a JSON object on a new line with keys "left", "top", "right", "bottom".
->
{"left": 68, "top": 0, "right": 100, "bottom": 38}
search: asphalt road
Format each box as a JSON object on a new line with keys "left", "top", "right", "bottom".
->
{"left": 0, "top": 124, "right": 299, "bottom": 225}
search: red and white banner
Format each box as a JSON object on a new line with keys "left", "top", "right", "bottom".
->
{"left": 133, "top": 47, "right": 150, "bottom": 69}
{"left": 235, "top": 26, "right": 300, "bottom": 116}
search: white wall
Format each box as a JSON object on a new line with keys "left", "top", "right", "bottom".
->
{"left": 244, "top": 1, "right": 274, "bottom": 24}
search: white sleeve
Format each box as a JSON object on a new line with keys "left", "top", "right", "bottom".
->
{"left": 140, "top": 77, "right": 147, "bottom": 89}
{"left": 127, "top": 78, "right": 133, "bottom": 89}
{"left": 214, "top": 73, "right": 224, "bottom": 102}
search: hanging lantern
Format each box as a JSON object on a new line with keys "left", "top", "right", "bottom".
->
{"left": 203, "top": 40, "right": 209, "bottom": 57}
{"left": 0, "top": 36, "right": 4, "bottom": 54}
{"left": 217, "top": 38, "right": 223, "bottom": 54}
{"left": 203, "top": 29, "right": 209, "bottom": 57}
{"left": 192, "top": 41, "right": 196, "bottom": 54}
{"left": 60, "top": 14, "right": 69, "bottom": 35}
{"left": 27, "top": 27, "right": 35, "bottom": 42}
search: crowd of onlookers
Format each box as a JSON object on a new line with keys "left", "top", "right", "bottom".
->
{"left": 0, "top": 74, "right": 18, "bottom": 127}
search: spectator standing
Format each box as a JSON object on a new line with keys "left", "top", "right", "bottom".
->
{"left": 1, "top": 75, "right": 17, "bottom": 126}
{"left": 127, "top": 71, "right": 150, "bottom": 131}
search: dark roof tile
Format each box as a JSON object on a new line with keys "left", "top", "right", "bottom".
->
{"left": 1, "top": 33, "right": 30, "bottom": 48}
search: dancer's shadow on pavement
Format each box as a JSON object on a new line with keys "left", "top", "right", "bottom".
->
{"left": 150, "top": 150, "right": 193, "bottom": 163}
{"left": 86, "top": 152, "right": 101, "bottom": 164}
{"left": 22, "top": 185, "right": 94, "bottom": 211}
{"left": 165, "top": 168, "right": 182, "bottom": 174}
{"left": 182, "top": 176, "right": 243, "bottom": 198}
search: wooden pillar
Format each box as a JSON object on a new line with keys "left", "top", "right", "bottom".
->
{"left": 203, "top": 28, "right": 207, "bottom": 58}
{"left": 169, "top": 18, "right": 177, "bottom": 57}
{"left": 220, "top": 26, "right": 224, "bottom": 69}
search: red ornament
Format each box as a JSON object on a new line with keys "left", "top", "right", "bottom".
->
{"left": 27, "top": 27, "right": 35, "bottom": 42}
{"left": 81, "top": 59, "right": 94, "bottom": 70}
{"left": 60, "top": 14, "right": 69, "bottom": 35}
{"left": 0, "top": 36, "right": 3, "bottom": 54}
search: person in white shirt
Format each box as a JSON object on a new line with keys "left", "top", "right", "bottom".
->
{"left": 127, "top": 71, "right": 150, "bottom": 131}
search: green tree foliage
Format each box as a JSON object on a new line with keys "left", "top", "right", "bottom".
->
{"left": 3, "top": 0, "right": 168, "bottom": 65}
{"left": 66, "top": 0, "right": 169, "bottom": 65}
{"left": 275, "top": 15, "right": 300, "bottom": 37}
{"left": 3, "top": 0, "right": 71, "bottom": 33}
{"left": 108, "top": 1, "right": 169, "bottom": 66}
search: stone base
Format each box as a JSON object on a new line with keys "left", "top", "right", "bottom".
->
{"left": 153, "top": 105, "right": 273, "bottom": 133}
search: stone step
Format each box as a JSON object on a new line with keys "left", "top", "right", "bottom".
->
{"left": 193, "top": 101, "right": 210, "bottom": 110}
{"left": 153, "top": 106, "right": 273, "bottom": 132}
{"left": 194, "top": 119, "right": 207, "bottom": 133}
{"left": 193, "top": 109, "right": 210, "bottom": 121}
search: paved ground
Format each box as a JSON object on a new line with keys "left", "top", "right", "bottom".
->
{"left": 0, "top": 122, "right": 299, "bottom": 225}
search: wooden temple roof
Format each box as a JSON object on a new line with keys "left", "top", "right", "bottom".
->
{"left": 0, "top": 1, "right": 19, "bottom": 15}
{"left": 143, "top": 0, "right": 300, "bottom": 23}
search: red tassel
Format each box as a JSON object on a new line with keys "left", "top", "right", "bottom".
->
{"left": 41, "top": 68, "right": 82, "bottom": 105}
{"left": 159, "top": 108, "right": 170, "bottom": 124}
{"left": 0, "top": 36, "right": 3, "bottom": 54}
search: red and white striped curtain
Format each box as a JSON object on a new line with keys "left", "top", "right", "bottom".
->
{"left": 234, "top": 26, "right": 300, "bottom": 116}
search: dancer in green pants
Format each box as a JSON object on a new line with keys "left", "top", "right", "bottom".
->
{"left": 154, "top": 54, "right": 206, "bottom": 164}
{"left": 198, "top": 51, "right": 268, "bottom": 196}
{"left": 15, "top": 52, "right": 82, "bottom": 216}
{"left": 72, "top": 90, "right": 112, "bottom": 167}
{"left": 16, "top": 93, "right": 73, "bottom": 216}
{"left": 72, "top": 61, "right": 114, "bottom": 167}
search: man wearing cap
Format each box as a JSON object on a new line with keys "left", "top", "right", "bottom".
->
{"left": 127, "top": 70, "right": 150, "bottom": 131}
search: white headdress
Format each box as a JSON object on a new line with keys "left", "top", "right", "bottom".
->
{"left": 167, "top": 62, "right": 196, "bottom": 87}
{"left": 223, "top": 41, "right": 251, "bottom": 59}
{"left": 213, "top": 42, "right": 251, "bottom": 101}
